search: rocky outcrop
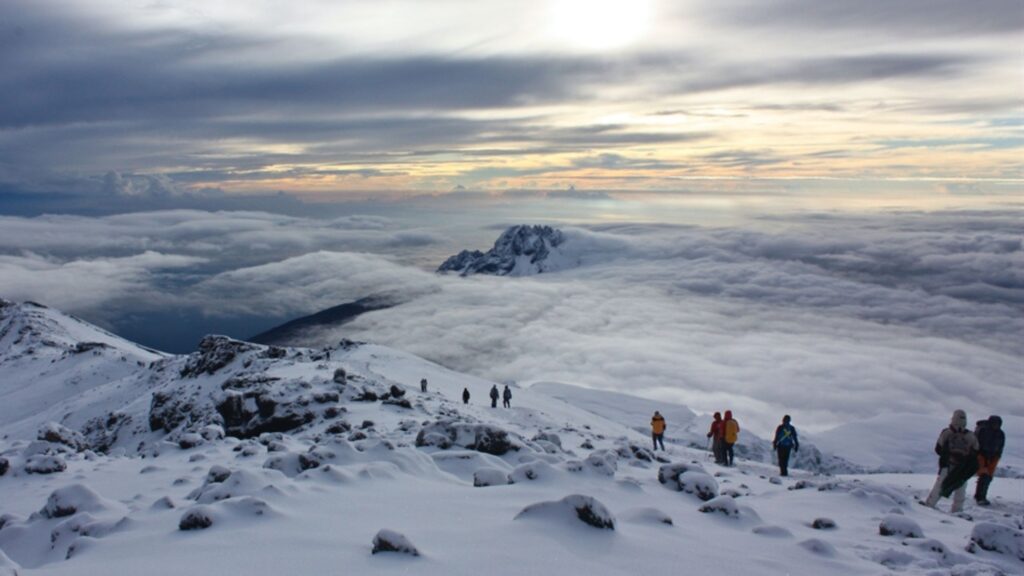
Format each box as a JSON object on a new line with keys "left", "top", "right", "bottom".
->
{"left": 438, "top": 225, "right": 568, "bottom": 276}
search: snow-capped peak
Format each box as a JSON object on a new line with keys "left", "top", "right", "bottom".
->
{"left": 437, "top": 225, "right": 573, "bottom": 276}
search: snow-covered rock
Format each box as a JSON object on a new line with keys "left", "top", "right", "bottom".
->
{"left": 879, "top": 515, "right": 923, "bottom": 538}
{"left": 969, "top": 523, "right": 1024, "bottom": 561}
{"left": 473, "top": 468, "right": 510, "bottom": 487}
{"left": 372, "top": 529, "right": 419, "bottom": 556}
{"left": 179, "top": 507, "right": 215, "bottom": 531}
{"left": 438, "top": 225, "right": 570, "bottom": 276}
{"left": 515, "top": 494, "right": 616, "bottom": 530}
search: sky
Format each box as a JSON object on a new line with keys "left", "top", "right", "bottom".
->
{"left": 0, "top": 0, "right": 1021, "bottom": 203}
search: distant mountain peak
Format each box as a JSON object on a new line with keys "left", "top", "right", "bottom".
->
{"left": 437, "top": 224, "right": 570, "bottom": 276}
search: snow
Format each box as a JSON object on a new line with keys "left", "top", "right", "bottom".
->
{"left": 0, "top": 301, "right": 1021, "bottom": 575}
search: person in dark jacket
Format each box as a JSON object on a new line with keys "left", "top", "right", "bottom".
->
{"left": 420, "top": 378, "right": 428, "bottom": 393}
{"left": 489, "top": 385, "right": 499, "bottom": 408}
{"left": 502, "top": 385, "right": 512, "bottom": 408}
{"left": 707, "top": 412, "right": 725, "bottom": 464}
{"left": 974, "top": 415, "right": 1005, "bottom": 506}
{"left": 462, "top": 387, "right": 470, "bottom": 404}
{"left": 772, "top": 415, "right": 799, "bottom": 476}
{"left": 924, "top": 409, "right": 979, "bottom": 512}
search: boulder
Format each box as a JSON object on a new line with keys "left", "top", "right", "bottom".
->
{"left": 969, "top": 522, "right": 1024, "bottom": 561}
{"left": 878, "top": 515, "right": 923, "bottom": 538}
{"left": 38, "top": 422, "right": 88, "bottom": 452}
{"left": 473, "top": 468, "right": 510, "bottom": 487}
{"left": 515, "top": 494, "right": 615, "bottom": 530}
{"left": 372, "top": 529, "right": 420, "bottom": 556}
{"left": 25, "top": 454, "right": 66, "bottom": 474}
{"left": 179, "top": 507, "right": 214, "bottom": 531}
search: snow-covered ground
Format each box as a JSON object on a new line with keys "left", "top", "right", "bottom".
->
{"left": 1, "top": 300, "right": 1021, "bottom": 575}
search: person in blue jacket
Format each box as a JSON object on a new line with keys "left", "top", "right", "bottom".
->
{"left": 772, "top": 415, "right": 799, "bottom": 476}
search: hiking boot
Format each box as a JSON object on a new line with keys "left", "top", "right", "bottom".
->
{"left": 976, "top": 499, "right": 991, "bottom": 506}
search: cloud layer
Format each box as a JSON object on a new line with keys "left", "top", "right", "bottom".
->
{"left": 1, "top": 206, "right": 1020, "bottom": 433}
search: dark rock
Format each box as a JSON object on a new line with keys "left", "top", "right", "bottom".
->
{"left": 324, "top": 406, "right": 344, "bottom": 419}
{"left": 348, "top": 431, "right": 367, "bottom": 441}
{"left": 215, "top": 393, "right": 250, "bottom": 431}
{"left": 969, "top": 523, "right": 1024, "bottom": 560}
{"left": 313, "top": 391, "right": 340, "bottom": 404}
{"left": 326, "top": 421, "right": 352, "bottom": 435}
{"left": 0, "top": 458, "right": 8, "bottom": 476}
{"left": 515, "top": 494, "right": 615, "bottom": 530}
{"left": 382, "top": 398, "right": 413, "bottom": 409}
{"left": 73, "top": 342, "right": 110, "bottom": 354}
{"left": 415, "top": 421, "right": 517, "bottom": 456}
{"left": 812, "top": 518, "right": 837, "bottom": 530}
{"left": 438, "top": 225, "right": 566, "bottom": 276}
{"left": 361, "top": 420, "right": 375, "bottom": 430}
{"left": 333, "top": 368, "right": 347, "bottom": 384}
{"left": 388, "top": 385, "right": 405, "bottom": 398}
{"left": 149, "top": 391, "right": 189, "bottom": 432}
{"left": 879, "top": 515, "right": 923, "bottom": 538}
{"left": 372, "top": 529, "right": 419, "bottom": 556}
{"left": 264, "top": 346, "right": 287, "bottom": 359}
{"left": 178, "top": 433, "right": 204, "bottom": 449}
{"left": 180, "top": 335, "right": 257, "bottom": 377}
{"left": 256, "top": 395, "right": 277, "bottom": 418}
{"left": 25, "top": 455, "right": 67, "bottom": 474}
{"left": 179, "top": 508, "right": 214, "bottom": 531}
{"left": 206, "top": 465, "right": 232, "bottom": 484}
{"left": 353, "top": 390, "right": 378, "bottom": 402}
{"left": 38, "top": 422, "right": 87, "bottom": 452}
{"left": 80, "top": 412, "right": 131, "bottom": 453}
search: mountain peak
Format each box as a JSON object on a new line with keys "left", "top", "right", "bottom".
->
{"left": 437, "top": 225, "right": 569, "bottom": 276}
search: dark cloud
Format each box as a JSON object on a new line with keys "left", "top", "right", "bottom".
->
{"left": 714, "top": 0, "right": 1024, "bottom": 37}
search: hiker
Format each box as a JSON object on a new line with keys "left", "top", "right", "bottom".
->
{"left": 462, "top": 387, "right": 470, "bottom": 405}
{"left": 707, "top": 412, "right": 725, "bottom": 464}
{"left": 489, "top": 385, "right": 499, "bottom": 408}
{"left": 651, "top": 411, "right": 666, "bottom": 451}
{"left": 924, "top": 409, "right": 979, "bottom": 512}
{"left": 723, "top": 410, "right": 740, "bottom": 466}
{"left": 325, "top": 349, "right": 331, "bottom": 361}
{"left": 772, "top": 415, "right": 799, "bottom": 476}
{"left": 974, "top": 415, "right": 1005, "bottom": 506}
{"left": 420, "top": 378, "right": 428, "bottom": 393}
{"left": 502, "top": 385, "right": 512, "bottom": 408}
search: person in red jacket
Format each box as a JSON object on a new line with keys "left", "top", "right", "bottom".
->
{"left": 707, "top": 412, "right": 725, "bottom": 464}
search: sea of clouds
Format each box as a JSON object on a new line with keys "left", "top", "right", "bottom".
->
{"left": 0, "top": 206, "right": 1020, "bottom": 433}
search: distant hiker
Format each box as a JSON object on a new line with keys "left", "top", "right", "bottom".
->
{"left": 772, "top": 415, "right": 799, "bottom": 476}
{"left": 490, "top": 385, "right": 499, "bottom": 408}
{"left": 651, "top": 411, "right": 666, "bottom": 451}
{"left": 974, "top": 415, "right": 1005, "bottom": 506}
{"left": 723, "top": 410, "right": 740, "bottom": 466}
{"left": 420, "top": 378, "right": 428, "bottom": 393}
{"left": 502, "top": 385, "right": 512, "bottom": 408}
{"left": 462, "top": 387, "right": 471, "bottom": 404}
{"left": 707, "top": 412, "right": 725, "bottom": 464}
{"left": 325, "top": 349, "right": 331, "bottom": 361}
{"left": 924, "top": 409, "right": 979, "bottom": 512}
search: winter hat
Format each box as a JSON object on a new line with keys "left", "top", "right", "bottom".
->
{"left": 988, "top": 415, "right": 1002, "bottom": 429}
{"left": 951, "top": 409, "right": 967, "bottom": 431}
{"left": 725, "top": 410, "right": 733, "bottom": 420}
{"left": 713, "top": 412, "right": 721, "bottom": 420}
{"left": 782, "top": 415, "right": 791, "bottom": 424}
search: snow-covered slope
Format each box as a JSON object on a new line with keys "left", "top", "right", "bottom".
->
{"left": 1, "top": 302, "right": 1022, "bottom": 575}
{"left": 0, "top": 299, "right": 166, "bottom": 440}
{"left": 811, "top": 412, "right": 1024, "bottom": 477}
{"left": 437, "top": 225, "right": 576, "bottom": 276}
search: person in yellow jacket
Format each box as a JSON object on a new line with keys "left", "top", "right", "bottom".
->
{"left": 651, "top": 411, "right": 666, "bottom": 451}
{"left": 723, "top": 410, "right": 740, "bottom": 466}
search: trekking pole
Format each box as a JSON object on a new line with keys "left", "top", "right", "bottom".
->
{"left": 705, "top": 437, "right": 712, "bottom": 460}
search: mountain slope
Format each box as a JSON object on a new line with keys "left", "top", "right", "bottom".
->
{"left": 248, "top": 294, "right": 399, "bottom": 347}
{"left": 0, "top": 302, "right": 1021, "bottom": 576}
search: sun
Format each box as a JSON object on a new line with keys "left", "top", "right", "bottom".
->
{"left": 547, "top": 0, "right": 653, "bottom": 51}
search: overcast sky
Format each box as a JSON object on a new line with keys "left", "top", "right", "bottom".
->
{"left": 0, "top": 0, "right": 1021, "bottom": 204}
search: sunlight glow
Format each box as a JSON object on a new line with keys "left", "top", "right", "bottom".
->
{"left": 547, "top": 0, "right": 653, "bottom": 50}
